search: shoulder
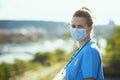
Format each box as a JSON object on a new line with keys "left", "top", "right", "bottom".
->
{"left": 83, "top": 40, "right": 101, "bottom": 57}
{"left": 86, "top": 40, "right": 100, "bottom": 52}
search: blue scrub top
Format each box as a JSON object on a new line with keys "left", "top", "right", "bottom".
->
{"left": 66, "top": 40, "right": 104, "bottom": 80}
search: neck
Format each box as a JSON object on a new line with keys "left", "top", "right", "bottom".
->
{"left": 79, "top": 36, "right": 91, "bottom": 48}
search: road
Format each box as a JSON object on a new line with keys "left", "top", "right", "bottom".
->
{"left": 9, "top": 62, "right": 66, "bottom": 80}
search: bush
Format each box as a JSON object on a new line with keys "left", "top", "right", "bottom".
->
{"left": 55, "top": 48, "right": 66, "bottom": 62}
{"left": 104, "top": 26, "right": 120, "bottom": 78}
{"left": 33, "top": 52, "right": 53, "bottom": 66}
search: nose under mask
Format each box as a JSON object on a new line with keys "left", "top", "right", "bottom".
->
{"left": 70, "top": 28, "right": 87, "bottom": 41}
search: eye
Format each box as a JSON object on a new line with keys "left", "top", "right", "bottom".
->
{"left": 72, "top": 25, "right": 75, "bottom": 28}
{"left": 78, "top": 25, "right": 83, "bottom": 28}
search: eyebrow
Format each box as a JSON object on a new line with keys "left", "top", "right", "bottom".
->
{"left": 72, "top": 24, "right": 84, "bottom": 28}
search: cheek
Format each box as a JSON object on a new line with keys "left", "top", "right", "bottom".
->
{"left": 87, "top": 29, "right": 91, "bottom": 34}
{"left": 87, "top": 26, "right": 93, "bottom": 33}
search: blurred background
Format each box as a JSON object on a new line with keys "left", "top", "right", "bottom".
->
{"left": 0, "top": 0, "right": 120, "bottom": 80}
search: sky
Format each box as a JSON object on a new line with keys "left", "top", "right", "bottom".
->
{"left": 0, "top": 0, "right": 120, "bottom": 25}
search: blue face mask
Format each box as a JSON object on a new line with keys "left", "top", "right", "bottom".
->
{"left": 70, "top": 28, "right": 87, "bottom": 41}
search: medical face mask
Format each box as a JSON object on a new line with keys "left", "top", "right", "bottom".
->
{"left": 70, "top": 28, "right": 87, "bottom": 41}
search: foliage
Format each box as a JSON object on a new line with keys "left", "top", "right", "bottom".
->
{"left": 104, "top": 26, "right": 120, "bottom": 77}
{"left": 0, "top": 48, "right": 70, "bottom": 79}
{"left": 0, "top": 59, "right": 35, "bottom": 80}
{"left": 54, "top": 48, "right": 66, "bottom": 62}
{"left": 0, "top": 34, "right": 42, "bottom": 44}
{"left": 63, "top": 32, "right": 71, "bottom": 40}
{"left": 0, "top": 61, "right": 28, "bottom": 80}
{"left": 33, "top": 49, "right": 68, "bottom": 65}
{"left": 33, "top": 52, "right": 53, "bottom": 66}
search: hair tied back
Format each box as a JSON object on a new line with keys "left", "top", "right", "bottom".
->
{"left": 81, "top": 6, "right": 96, "bottom": 20}
{"left": 80, "top": 6, "right": 92, "bottom": 13}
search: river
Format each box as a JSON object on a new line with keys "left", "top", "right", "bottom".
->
{"left": 0, "top": 39, "right": 74, "bottom": 64}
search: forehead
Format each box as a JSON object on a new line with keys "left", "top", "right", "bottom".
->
{"left": 72, "top": 17, "right": 87, "bottom": 26}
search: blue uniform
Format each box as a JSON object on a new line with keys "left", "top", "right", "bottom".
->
{"left": 66, "top": 40, "right": 104, "bottom": 80}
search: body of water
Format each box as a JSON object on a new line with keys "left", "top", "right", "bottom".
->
{"left": 0, "top": 39, "right": 74, "bottom": 64}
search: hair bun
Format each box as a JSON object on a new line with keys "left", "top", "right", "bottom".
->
{"left": 80, "top": 6, "right": 91, "bottom": 13}
{"left": 80, "top": 6, "right": 96, "bottom": 20}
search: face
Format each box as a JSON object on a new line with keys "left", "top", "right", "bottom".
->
{"left": 71, "top": 17, "right": 92, "bottom": 34}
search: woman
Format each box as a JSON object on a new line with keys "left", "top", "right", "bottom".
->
{"left": 66, "top": 7, "right": 104, "bottom": 80}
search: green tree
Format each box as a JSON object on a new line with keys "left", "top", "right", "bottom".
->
{"left": 104, "top": 26, "right": 120, "bottom": 77}
{"left": 33, "top": 52, "right": 53, "bottom": 66}
{"left": 0, "top": 63, "right": 7, "bottom": 80}
{"left": 13, "top": 60, "right": 26, "bottom": 75}
{"left": 0, "top": 62, "right": 15, "bottom": 80}
{"left": 63, "top": 32, "right": 71, "bottom": 40}
{"left": 55, "top": 48, "right": 66, "bottom": 62}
